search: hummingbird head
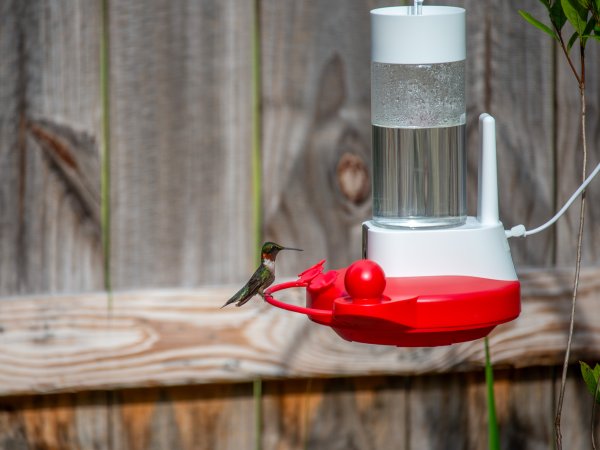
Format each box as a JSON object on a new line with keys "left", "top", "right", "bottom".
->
{"left": 261, "top": 242, "right": 302, "bottom": 262}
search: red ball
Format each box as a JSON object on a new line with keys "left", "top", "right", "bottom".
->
{"left": 344, "top": 260, "right": 386, "bottom": 300}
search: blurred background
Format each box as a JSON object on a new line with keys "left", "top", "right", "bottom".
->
{"left": 0, "top": 0, "right": 599, "bottom": 448}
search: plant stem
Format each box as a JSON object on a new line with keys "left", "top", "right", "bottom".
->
{"left": 554, "top": 49, "right": 587, "bottom": 450}
{"left": 251, "top": 0, "right": 262, "bottom": 260}
{"left": 554, "top": 28, "right": 582, "bottom": 86}
{"left": 593, "top": 373, "right": 599, "bottom": 450}
{"left": 485, "top": 337, "right": 500, "bottom": 450}
{"left": 100, "top": 0, "right": 112, "bottom": 307}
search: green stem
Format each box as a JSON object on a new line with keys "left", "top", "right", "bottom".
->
{"left": 485, "top": 337, "right": 500, "bottom": 450}
{"left": 554, "top": 52, "right": 587, "bottom": 450}
{"left": 100, "top": 0, "right": 112, "bottom": 306}
{"left": 251, "top": 0, "right": 262, "bottom": 261}
{"left": 592, "top": 370, "right": 599, "bottom": 450}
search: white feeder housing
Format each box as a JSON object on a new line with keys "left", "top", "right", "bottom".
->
{"left": 364, "top": 6, "right": 518, "bottom": 283}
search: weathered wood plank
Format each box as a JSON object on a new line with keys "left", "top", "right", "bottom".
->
{"left": 555, "top": 41, "right": 600, "bottom": 265}
{"left": 109, "top": 0, "right": 255, "bottom": 289}
{"left": 0, "top": 0, "right": 104, "bottom": 295}
{"left": 262, "top": 377, "right": 408, "bottom": 450}
{"left": 407, "top": 373, "right": 472, "bottom": 449}
{"left": 0, "top": 368, "right": 590, "bottom": 450}
{"left": 471, "top": 0, "right": 556, "bottom": 267}
{"left": 495, "top": 368, "right": 555, "bottom": 450}
{"left": 407, "top": 368, "right": 556, "bottom": 450}
{"left": 0, "top": 385, "right": 254, "bottom": 450}
{"left": 0, "top": 391, "right": 110, "bottom": 450}
{"left": 560, "top": 366, "right": 600, "bottom": 450}
{"left": 109, "top": 384, "right": 255, "bottom": 450}
{"left": 0, "top": 268, "right": 596, "bottom": 395}
{"left": 260, "top": 0, "right": 377, "bottom": 275}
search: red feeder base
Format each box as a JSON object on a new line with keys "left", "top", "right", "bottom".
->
{"left": 264, "top": 259, "right": 520, "bottom": 347}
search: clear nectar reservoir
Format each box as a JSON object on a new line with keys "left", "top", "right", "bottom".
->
{"left": 371, "top": 6, "right": 466, "bottom": 228}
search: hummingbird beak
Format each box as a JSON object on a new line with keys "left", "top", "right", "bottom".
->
{"left": 283, "top": 247, "right": 303, "bottom": 252}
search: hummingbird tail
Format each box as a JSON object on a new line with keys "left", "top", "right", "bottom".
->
{"left": 221, "top": 285, "right": 250, "bottom": 308}
{"left": 220, "top": 299, "right": 235, "bottom": 309}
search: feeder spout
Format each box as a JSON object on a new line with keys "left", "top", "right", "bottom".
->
{"left": 477, "top": 113, "right": 500, "bottom": 225}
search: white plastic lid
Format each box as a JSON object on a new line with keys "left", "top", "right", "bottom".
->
{"left": 371, "top": 6, "right": 465, "bottom": 64}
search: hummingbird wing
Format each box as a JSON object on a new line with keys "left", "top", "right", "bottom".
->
{"left": 221, "top": 266, "right": 266, "bottom": 308}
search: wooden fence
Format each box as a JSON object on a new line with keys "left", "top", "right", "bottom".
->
{"left": 1, "top": 0, "right": 599, "bottom": 448}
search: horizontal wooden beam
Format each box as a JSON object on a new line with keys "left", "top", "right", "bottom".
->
{"left": 0, "top": 267, "right": 598, "bottom": 395}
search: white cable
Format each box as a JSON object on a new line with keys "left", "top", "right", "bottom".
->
{"left": 506, "top": 160, "right": 600, "bottom": 238}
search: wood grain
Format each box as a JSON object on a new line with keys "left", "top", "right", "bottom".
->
{"left": 0, "top": 384, "right": 255, "bottom": 450}
{"left": 407, "top": 373, "right": 472, "bottom": 449}
{"left": 445, "top": 0, "right": 555, "bottom": 267}
{"left": 0, "top": 391, "right": 110, "bottom": 450}
{"left": 0, "top": 0, "right": 104, "bottom": 296}
{"left": 109, "top": 385, "right": 256, "bottom": 450}
{"left": 495, "top": 368, "right": 555, "bottom": 450}
{"left": 0, "top": 370, "right": 591, "bottom": 450}
{"left": 260, "top": 369, "right": 563, "bottom": 450}
{"left": 555, "top": 42, "right": 600, "bottom": 265}
{"left": 560, "top": 366, "right": 600, "bottom": 450}
{"left": 0, "top": 268, "right": 595, "bottom": 395}
{"left": 260, "top": 0, "right": 378, "bottom": 275}
{"left": 0, "top": 368, "right": 592, "bottom": 450}
{"left": 262, "top": 377, "right": 408, "bottom": 450}
{"left": 406, "top": 368, "right": 556, "bottom": 450}
{"left": 108, "top": 0, "right": 256, "bottom": 289}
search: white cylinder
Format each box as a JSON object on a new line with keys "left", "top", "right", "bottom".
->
{"left": 478, "top": 114, "right": 500, "bottom": 225}
{"left": 370, "top": 5, "right": 467, "bottom": 228}
{"left": 371, "top": 6, "right": 466, "bottom": 64}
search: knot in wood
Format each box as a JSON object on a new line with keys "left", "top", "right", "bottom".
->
{"left": 336, "top": 153, "right": 370, "bottom": 205}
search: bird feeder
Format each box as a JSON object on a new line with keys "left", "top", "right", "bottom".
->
{"left": 264, "top": 4, "right": 521, "bottom": 347}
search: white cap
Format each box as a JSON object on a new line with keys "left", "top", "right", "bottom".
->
{"left": 371, "top": 6, "right": 465, "bottom": 64}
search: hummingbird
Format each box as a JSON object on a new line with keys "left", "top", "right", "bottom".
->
{"left": 221, "top": 242, "right": 303, "bottom": 308}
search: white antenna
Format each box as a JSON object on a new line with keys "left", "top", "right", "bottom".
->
{"left": 478, "top": 113, "right": 500, "bottom": 225}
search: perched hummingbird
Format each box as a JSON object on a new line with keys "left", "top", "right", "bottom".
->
{"left": 221, "top": 242, "right": 303, "bottom": 308}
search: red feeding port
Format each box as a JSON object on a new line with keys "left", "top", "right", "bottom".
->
{"left": 264, "top": 259, "right": 520, "bottom": 347}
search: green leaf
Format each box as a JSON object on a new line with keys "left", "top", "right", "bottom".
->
{"left": 567, "top": 30, "right": 580, "bottom": 50}
{"left": 550, "top": 0, "right": 568, "bottom": 30}
{"left": 571, "top": 16, "right": 599, "bottom": 48}
{"left": 580, "top": 15, "right": 598, "bottom": 45}
{"left": 562, "top": 0, "right": 589, "bottom": 35}
{"left": 580, "top": 361, "right": 600, "bottom": 403}
{"left": 592, "top": 0, "right": 600, "bottom": 19}
{"left": 584, "top": 16, "right": 597, "bottom": 33}
{"left": 538, "top": 0, "right": 552, "bottom": 8}
{"left": 519, "top": 10, "right": 558, "bottom": 39}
